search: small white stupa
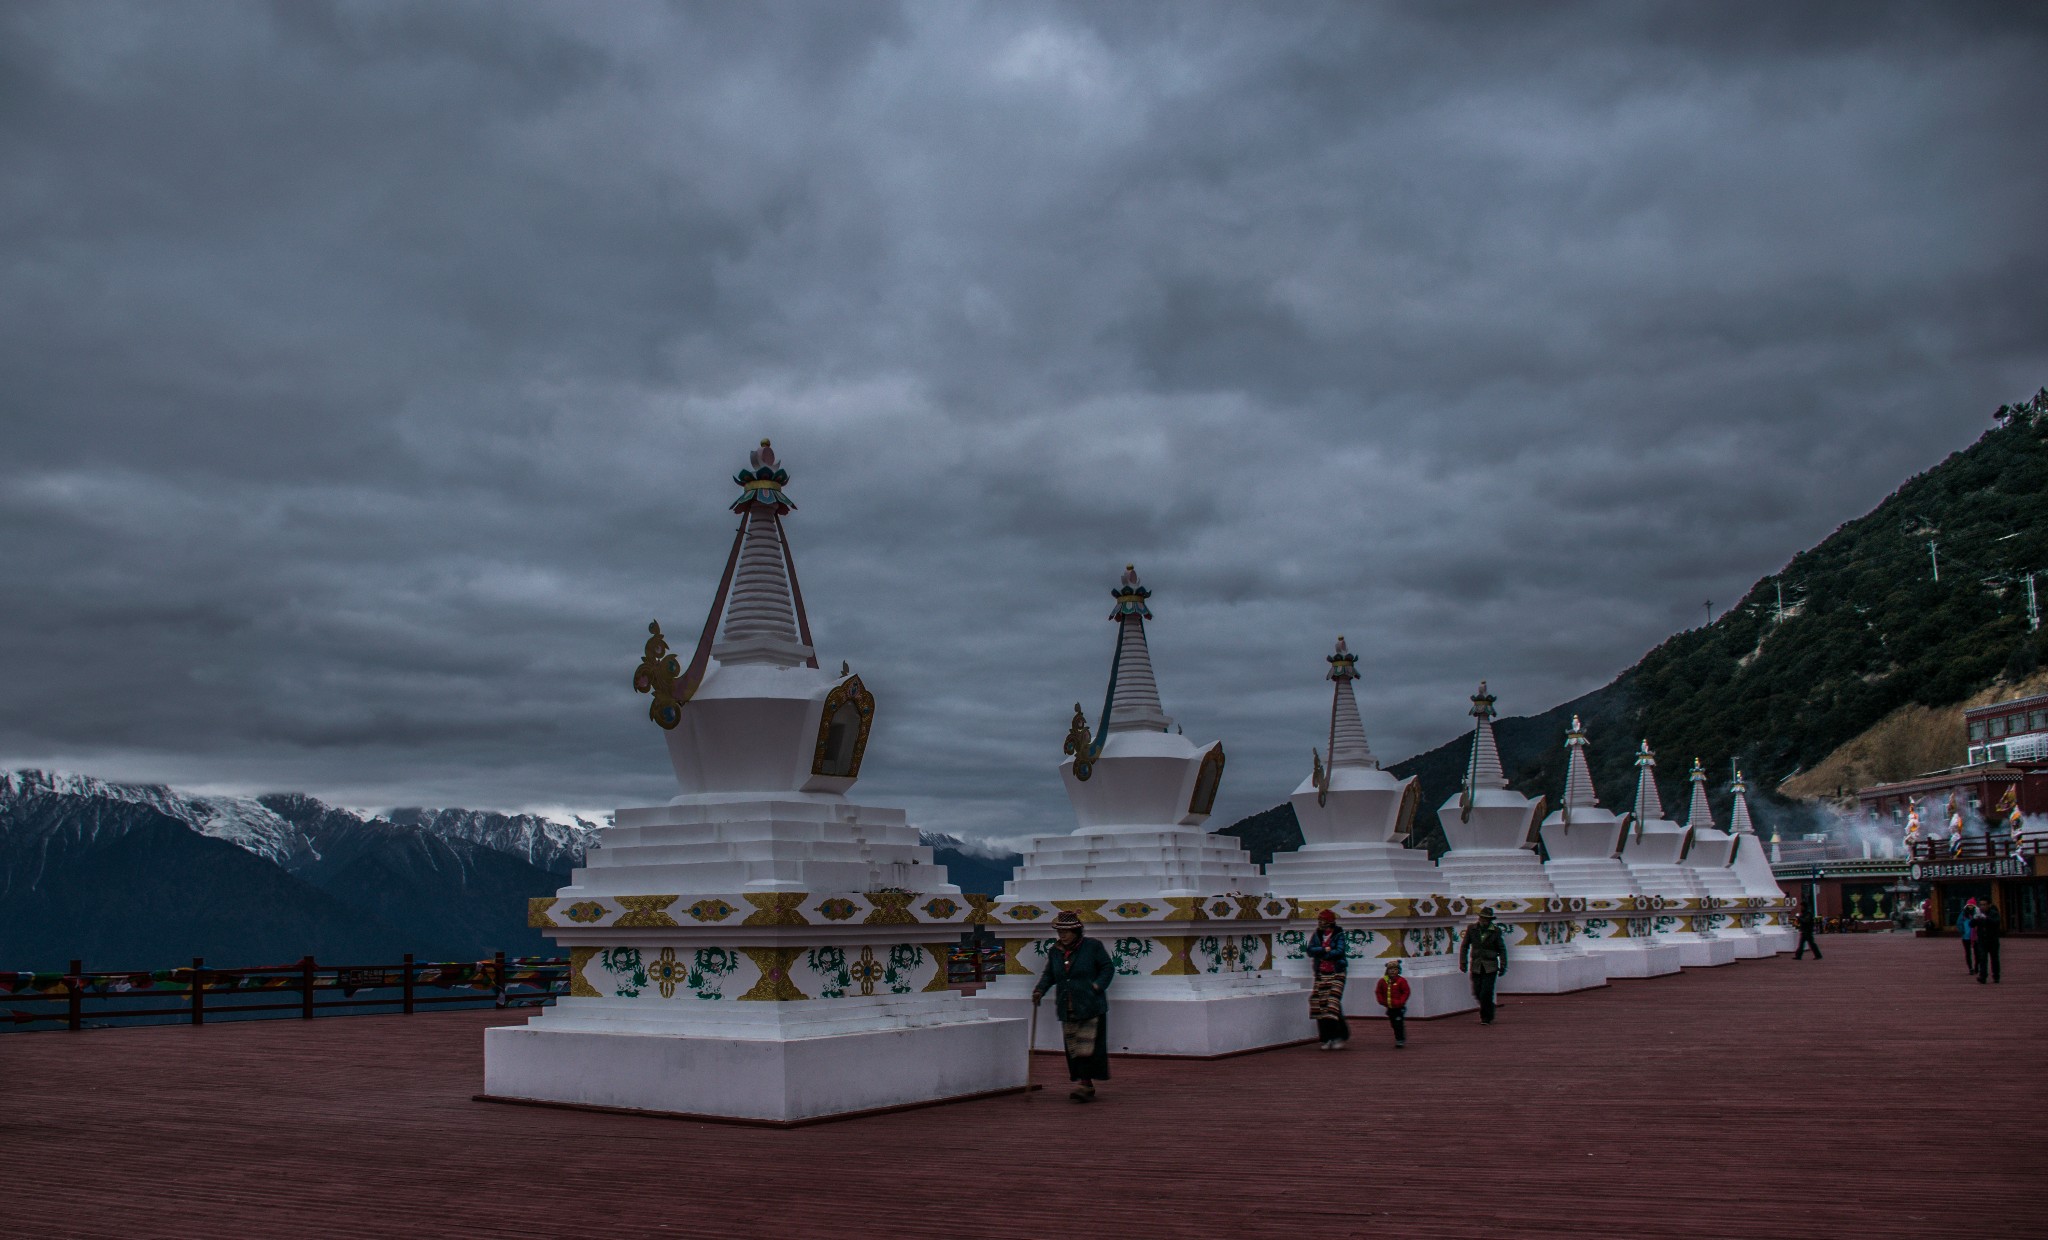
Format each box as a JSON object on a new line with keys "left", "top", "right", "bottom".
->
{"left": 1617, "top": 741, "right": 1736, "bottom": 967}
{"left": 1678, "top": 758, "right": 1770, "bottom": 959}
{"left": 1264, "top": 637, "right": 1474, "bottom": 1018}
{"left": 980, "top": 566, "right": 1299, "bottom": 1056}
{"left": 485, "top": 441, "right": 1023, "bottom": 1123}
{"left": 1540, "top": 718, "right": 1681, "bottom": 978}
{"left": 1433, "top": 684, "right": 1604, "bottom": 994}
{"left": 1724, "top": 767, "right": 1796, "bottom": 952}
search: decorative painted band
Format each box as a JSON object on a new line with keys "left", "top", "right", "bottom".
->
{"left": 532, "top": 891, "right": 1335, "bottom": 931}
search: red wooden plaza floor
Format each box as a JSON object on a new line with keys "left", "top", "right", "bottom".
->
{"left": 6, "top": 934, "right": 2044, "bottom": 1238}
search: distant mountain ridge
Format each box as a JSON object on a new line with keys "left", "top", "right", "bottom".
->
{"left": 0, "top": 770, "right": 1024, "bottom": 968}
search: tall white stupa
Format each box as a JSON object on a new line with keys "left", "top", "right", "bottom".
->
{"left": 1724, "top": 767, "right": 1796, "bottom": 952}
{"left": 979, "top": 566, "right": 1302, "bottom": 1056}
{"left": 484, "top": 441, "right": 1024, "bottom": 1123}
{"left": 1617, "top": 741, "right": 1735, "bottom": 967}
{"left": 1678, "top": 758, "right": 1770, "bottom": 959}
{"left": 1264, "top": 637, "right": 1474, "bottom": 1017}
{"left": 1540, "top": 719, "right": 1682, "bottom": 978}
{"left": 1433, "top": 684, "right": 1604, "bottom": 994}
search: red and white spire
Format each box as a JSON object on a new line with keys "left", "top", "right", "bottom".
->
{"left": 1728, "top": 768, "right": 1757, "bottom": 836}
{"left": 1102, "top": 564, "right": 1174, "bottom": 734}
{"left": 711, "top": 440, "right": 816, "bottom": 669}
{"left": 1683, "top": 758, "right": 1716, "bottom": 832}
{"left": 1325, "top": 635, "right": 1376, "bottom": 769}
{"left": 1562, "top": 716, "right": 1600, "bottom": 809}
{"left": 1462, "top": 681, "right": 1508, "bottom": 793}
{"left": 1632, "top": 740, "right": 1665, "bottom": 822}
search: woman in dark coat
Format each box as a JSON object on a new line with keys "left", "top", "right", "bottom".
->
{"left": 1032, "top": 910, "right": 1114, "bottom": 1101}
{"left": 1304, "top": 907, "right": 1350, "bottom": 1049}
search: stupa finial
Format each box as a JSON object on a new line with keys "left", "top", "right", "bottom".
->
{"left": 1109, "top": 563, "right": 1153, "bottom": 620}
{"left": 732, "top": 438, "right": 794, "bottom": 514}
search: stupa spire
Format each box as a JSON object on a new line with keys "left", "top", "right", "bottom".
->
{"left": 1562, "top": 716, "right": 1600, "bottom": 809}
{"left": 1325, "top": 636, "right": 1376, "bottom": 769}
{"left": 1683, "top": 758, "right": 1716, "bottom": 832}
{"left": 1632, "top": 740, "right": 1665, "bottom": 822}
{"left": 1728, "top": 769, "right": 1757, "bottom": 836}
{"left": 1454, "top": 681, "right": 1506, "bottom": 822}
{"left": 712, "top": 440, "right": 817, "bottom": 668}
{"left": 1101, "top": 565, "right": 1174, "bottom": 734}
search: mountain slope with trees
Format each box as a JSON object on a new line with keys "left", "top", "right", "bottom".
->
{"left": 1229, "top": 389, "right": 2048, "bottom": 856}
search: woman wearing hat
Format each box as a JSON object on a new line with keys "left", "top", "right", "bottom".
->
{"left": 1032, "top": 910, "right": 1115, "bottom": 1101}
{"left": 1304, "top": 908, "right": 1351, "bottom": 1050}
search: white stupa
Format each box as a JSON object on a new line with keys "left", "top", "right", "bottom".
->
{"left": 978, "top": 566, "right": 1301, "bottom": 1056}
{"left": 1264, "top": 637, "right": 1474, "bottom": 1017}
{"left": 1540, "top": 718, "right": 1682, "bottom": 978}
{"left": 1617, "top": 741, "right": 1736, "bottom": 967}
{"left": 1724, "top": 767, "right": 1796, "bottom": 952}
{"left": 485, "top": 441, "right": 1024, "bottom": 1123}
{"left": 1678, "top": 758, "right": 1770, "bottom": 959}
{"left": 1433, "top": 684, "right": 1604, "bottom": 994}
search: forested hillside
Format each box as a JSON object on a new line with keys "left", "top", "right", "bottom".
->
{"left": 1228, "top": 389, "right": 2048, "bottom": 856}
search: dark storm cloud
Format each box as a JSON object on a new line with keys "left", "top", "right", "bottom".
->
{"left": 2, "top": 1, "right": 2044, "bottom": 841}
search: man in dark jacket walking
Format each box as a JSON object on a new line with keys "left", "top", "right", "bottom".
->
{"left": 1459, "top": 907, "right": 1509, "bottom": 1024}
{"left": 1974, "top": 901, "right": 2003, "bottom": 984}
{"left": 1033, "top": 910, "right": 1115, "bottom": 1101}
{"left": 1794, "top": 906, "right": 1822, "bottom": 960}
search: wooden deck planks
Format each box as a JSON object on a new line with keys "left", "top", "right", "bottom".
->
{"left": 4, "top": 934, "right": 2044, "bottom": 1238}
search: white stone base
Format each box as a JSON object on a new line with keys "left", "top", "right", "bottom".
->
{"left": 1664, "top": 933, "right": 1739, "bottom": 967}
{"left": 1759, "top": 926, "right": 1797, "bottom": 953}
{"left": 977, "top": 972, "right": 1308, "bottom": 1057}
{"left": 483, "top": 996, "right": 1025, "bottom": 1123}
{"left": 1380, "top": 961, "right": 1479, "bottom": 1018}
{"left": 1493, "top": 951, "right": 1609, "bottom": 994}
{"left": 1584, "top": 940, "right": 1684, "bottom": 978}
{"left": 1718, "top": 931, "right": 1769, "bottom": 959}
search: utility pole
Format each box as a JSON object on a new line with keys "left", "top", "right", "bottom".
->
{"left": 1704, "top": 599, "right": 1713, "bottom": 627}
{"left": 2029, "top": 572, "right": 2040, "bottom": 632}
{"left": 1775, "top": 580, "right": 1785, "bottom": 623}
{"left": 1928, "top": 540, "right": 1940, "bottom": 583}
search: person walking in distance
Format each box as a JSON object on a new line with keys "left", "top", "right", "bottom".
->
{"left": 1974, "top": 900, "right": 2003, "bottom": 984}
{"left": 1303, "top": 908, "right": 1351, "bottom": 1050}
{"left": 1373, "top": 960, "right": 1411, "bottom": 1048}
{"left": 1459, "top": 906, "right": 1508, "bottom": 1024}
{"left": 1958, "top": 898, "right": 1979, "bottom": 973}
{"left": 1794, "top": 903, "right": 1823, "bottom": 960}
{"left": 1032, "top": 910, "right": 1114, "bottom": 1102}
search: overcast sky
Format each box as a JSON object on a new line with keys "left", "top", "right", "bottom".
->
{"left": 3, "top": 1, "right": 2044, "bottom": 846}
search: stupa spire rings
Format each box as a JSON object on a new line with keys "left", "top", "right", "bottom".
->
{"left": 1559, "top": 714, "right": 1600, "bottom": 828}
{"left": 1458, "top": 680, "right": 1508, "bottom": 822}
{"left": 1097, "top": 564, "right": 1174, "bottom": 735}
{"left": 1683, "top": 758, "right": 1716, "bottom": 833}
{"left": 731, "top": 438, "right": 795, "bottom": 514}
{"left": 1322, "top": 634, "right": 1376, "bottom": 778}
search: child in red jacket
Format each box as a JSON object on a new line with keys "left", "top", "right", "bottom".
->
{"left": 1373, "top": 960, "right": 1411, "bottom": 1048}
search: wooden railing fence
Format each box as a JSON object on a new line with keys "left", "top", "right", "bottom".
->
{"left": 1, "top": 953, "right": 568, "bottom": 1031}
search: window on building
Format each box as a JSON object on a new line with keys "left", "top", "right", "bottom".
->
{"left": 2031, "top": 710, "right": 2047, "bottom": 731}
{"left": 1970, "top": 721, "right": 1987, "bottom": 740}
{"left": 1990, "top": 716, "right": 2008, "bottom": 738}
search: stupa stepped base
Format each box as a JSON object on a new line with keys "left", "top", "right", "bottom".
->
{"left": 1003, "top": 830, "right": 1263, "bottom": 900}
{"left": 1434, "top": 851, "right": 1559, "bottom": 900}
{"left": 975, "top": 972, "right": 1308, "bottom": 1058}
{"left": 485, "top": 995, "right": 1025, "bottom": 1123}
{"left": 572, "top": 797, "right": 946, "bottom": 895}
{"left": 1262, "top": 843, "right": 1446, "bottom": 899}
{"left": 1269, "top": 958, "right": 1478, "bottom": 1018}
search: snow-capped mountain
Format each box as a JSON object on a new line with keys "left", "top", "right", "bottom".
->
{"left": 384, "top": 807, "right": 598, "bottom": 876}
{"left": 0, "top": 769, "right": 317, "bottom": 868}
